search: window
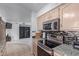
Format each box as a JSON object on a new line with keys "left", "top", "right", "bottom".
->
{"left": 19, "top": 26, "right": 30, "bottom": 39}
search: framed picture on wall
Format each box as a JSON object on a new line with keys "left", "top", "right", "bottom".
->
{"left": 6, "top": 22, "right": 12, "bottom": 29}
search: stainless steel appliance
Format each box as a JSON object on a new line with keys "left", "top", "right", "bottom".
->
{"left": 73, "top": 36, "right": 79, "bottom": 49}
{"left": 73, "top": 41, "right": 79, "bottom": 49}
{"left": 43, "top": 18, "right": 60, "bottom": 31}
{"left": 63, "top": 31, "right": 79, "bottom": 49}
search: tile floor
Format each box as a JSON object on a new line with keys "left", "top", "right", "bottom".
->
{"left": 3, "top": 39, "right": 33, "bottom": 56}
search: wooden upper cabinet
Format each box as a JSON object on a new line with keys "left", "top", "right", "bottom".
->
{"left": 37, "top": 4, "right": 79, "bottom": 31}
{"left": 37, "top": 14, "right": 46, "bottom": 31}
{"left": 49, "top": 8, "right": 59, "bottom": 20}
{"left": 37, "top": 8, "right": 59, "bottom": 31}
{"left": 43, "top": 12, "right": 50, "bottom": 22}
{"left": 37, "top": 11, "right": 50, "bottom": 31}
{"left": 60, "top": 4, "right": 79, "bottom": 31}
{"left": 37, "top": 16, "right": 43, "bottom": 31}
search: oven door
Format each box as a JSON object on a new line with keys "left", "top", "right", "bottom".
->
{"left": 51, "top": 18, "right": 60, "bottom": 31}
{"left": 43, "top": 23, "right": 52, "bottom": 30}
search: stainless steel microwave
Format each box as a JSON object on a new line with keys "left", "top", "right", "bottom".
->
{"left": 43, "top": 18, "right": 60, "bottom": 31}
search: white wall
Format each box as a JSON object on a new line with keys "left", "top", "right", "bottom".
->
{"left": 0, "top": 4, "right": 32, "bottom": 41}
{"left": 31, "top": 12, "right": 37, "bottom": 36}
{"left": 6, "top": 22, "right": 19, "bottom": 41}
{"left": 6, "top": 21, "right": 31, "bottom": 41}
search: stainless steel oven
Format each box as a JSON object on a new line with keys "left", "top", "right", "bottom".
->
{"left": 43, "top": 18, "right": 60, "bottom": 31}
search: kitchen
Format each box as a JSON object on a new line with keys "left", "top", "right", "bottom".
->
{"left": 0, "top": 3, "right": 79, "bottom": 56}
{"left": 33, "top": 3, "right": 79, "bottom": 56}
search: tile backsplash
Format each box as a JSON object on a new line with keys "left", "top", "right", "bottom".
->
{"left": 62, "top": 31, "right": 79, "bottom": 45}
{"left": 41, "top": 31, "right": 79, "bottom": 45}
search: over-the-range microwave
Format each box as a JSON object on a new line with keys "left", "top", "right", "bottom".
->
{"left": 43, "top": 18, "right": 60, "bottom": 31}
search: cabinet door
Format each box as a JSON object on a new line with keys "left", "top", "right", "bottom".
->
{"left": 37, "top": 8, "right": 59, "bottom": 31}
{"left": 49, "top": 8, "right": 59, "bottom": 20}
{"left": 37, "top": 16, "right": 43, "bottom": 31}
{"left": 60, "top": 4, "right": 79, "bottom": 31}
{"left": 37, "top": 11, "right": 50, "bottom": 31}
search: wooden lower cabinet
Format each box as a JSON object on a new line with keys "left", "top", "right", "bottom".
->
{"left": 33, "top": 39, "right": 41, "bottom": 56}
{"left": 37, "top": 46, "right": 53, "bottom": 56}
{"left": 32, "top": 32, "right": 42, "bottom": 56}
{"left": 37, "top": 45, "right": 54, "bottom": 56}
{"left": 33, "top": 42, "right": 37, "bottom": 56}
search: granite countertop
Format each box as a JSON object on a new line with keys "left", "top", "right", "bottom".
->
{"left": 53, "top": 44, "right": 79, "bottom": 56}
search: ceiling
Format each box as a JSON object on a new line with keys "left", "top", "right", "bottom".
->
{"left": 20, "top": 3, "right": 48, "bottom": 12}
{"left": 0, "top": 3, "right": 48, "bottom": 12}
{"left": 0, "top": 3, "right": 49, "bottom": 22}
